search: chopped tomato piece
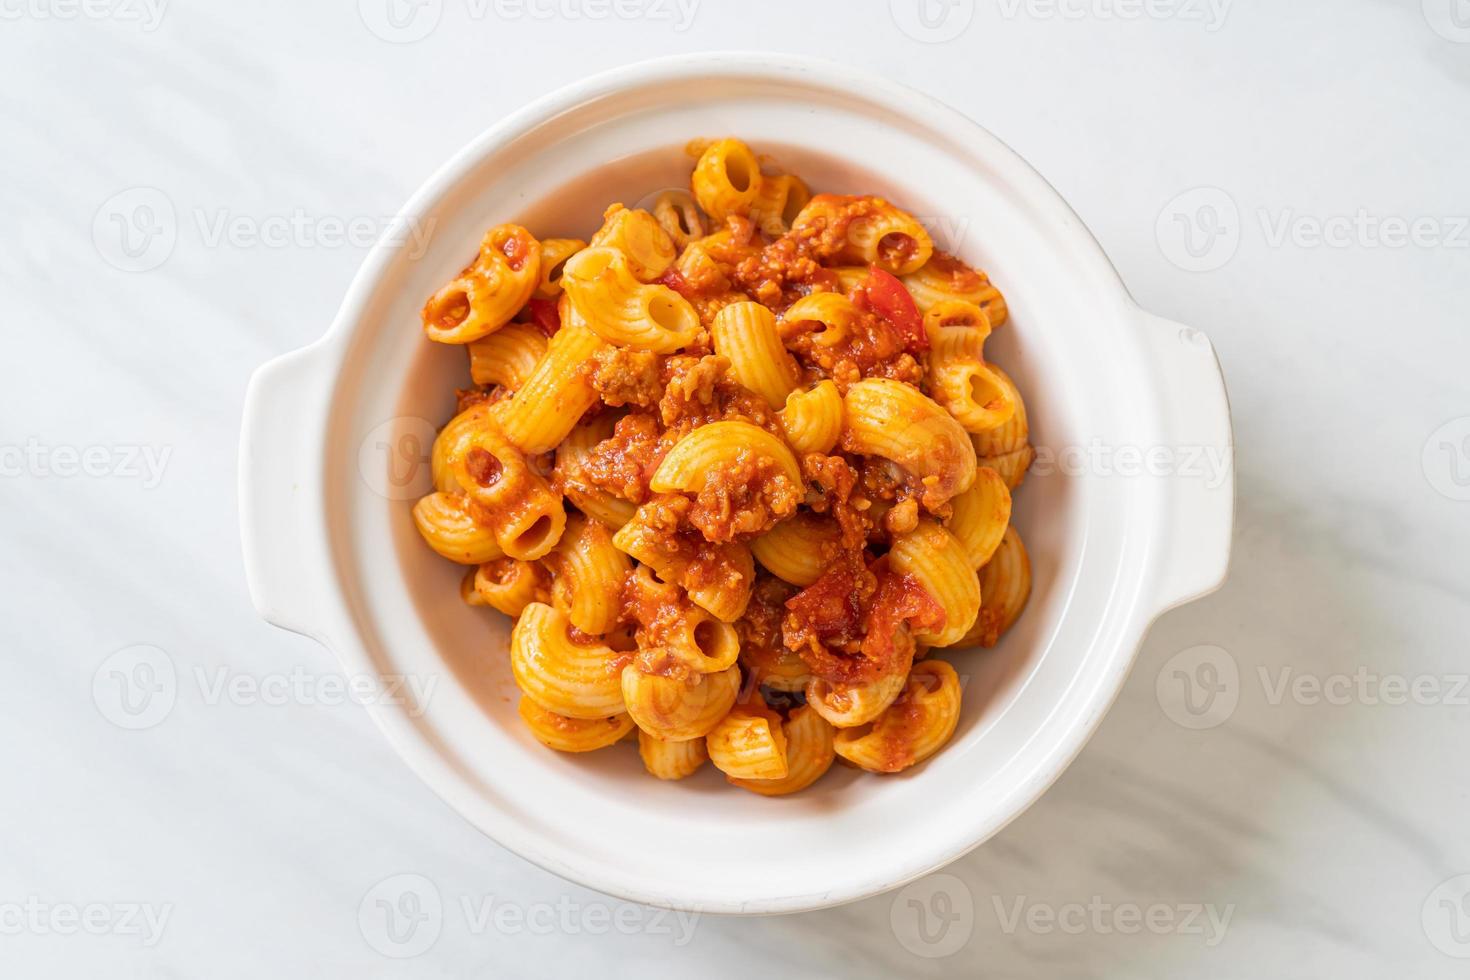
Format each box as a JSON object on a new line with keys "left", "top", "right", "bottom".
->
{"left": 860, "top": 567, "right": 944, "bottom": 669}
{"left": 785, "top": 557, "right": 865, "bottom": 648}
{"left": 863, "top": 266, "right": 927, "bottom": 354}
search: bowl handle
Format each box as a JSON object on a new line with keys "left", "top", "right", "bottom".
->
{"left": 238, "top": 343, "right": 336, "bottom": 642}
{"left": 1136, "top": 310, "right": 1235, "bottom": 614}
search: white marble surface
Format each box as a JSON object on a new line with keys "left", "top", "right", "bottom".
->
{"left": 3, "top": 1, "right": 1468, "bottom": 975}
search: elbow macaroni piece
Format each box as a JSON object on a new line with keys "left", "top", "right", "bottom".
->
{"left": 549, "top": 514, "right": 632, "bottom": 635}
{"left": 511, "top": 603, "right": 627, "bottom": 720}
{"left": 518, "top": 697, "right": 633, "bottom": 753}
{"left": 423, "top": 224, "right": 542, "bottom": 344}
{"left": 889, "top": 520, "right": 981, "bottom": 647}
{"left": 781, "top": 291, "right": 861, "bottom": 350}
{"left": 710, "top": 302, "right": 799, "bottom": 410}
{"left": 902, "top": 253, "right": 1008, "bottom": 326}
{"left": 925, "top": 301, "right": 1016, "bottom": 433}
{"left": 692, "top": 139, "right": 809, "bottom": 236}
{"left": 740, "top": 643, "right": 812, "bottom": 693}
{"left": 432, "top": 403, "right": 490, "bottom": 493}
{"left": 842, "top": 379, "right": 977, "bottom": 508}
{"left": 498, "top": 315, "right": 607, "bottom": 454}
{"left": 790, "top": 195, "right": 933, "bottom": 275}
{"left": 447, "top": 416, "right": 566, "bottom": 560}
{"left": 972, "top": 366, "right": 1033, "bottom": 490}
{"left": 779, "top": 380, "right": 843, "bottom": 456}
{"left": 412, "top": 492, "right": 503, "bottom": 565}
{"left": 983, "top": 444, "right": 1036, "bottom": 491}
{"left": 562, "top": 247, "right": 699, "bottom": 352}
{"left": 612, "top": 508, "right": 755, "bottom": 622}
{"left": 638, "top": 728, "right": 709, "bottom": 780}
{"left": 750, "top": 173, "right": 811, "bottom": 237}
{"left": 946, "top": 467, "right": 1012, "bottom": 569}
{"left": 532, "top": 237, "right": 586, "bottom": 299}
{"left": 806, "top": 668, "right": 910, "bottom": 729}
{"left": 691, "top": 138, "right": 762, "bottom": 221}
{"left": 833, "top": 660, "right": 962, "bottom": 773}
{"left": 971, "top": 363, "right": 1028, "bottom": 456}
{"left": 465, "top": 557, "right": 549, "bottom": 616}
{"left": 729, "top": 706, "right": 835, "bottom": 796}
{"left": 651, "top": 189, "right": 705, "bottom": 250}
{"left": 949, "top": 526, "right": 1032, "bottom": 649}
{"left": 467, "top": 322, "right": 549, "bottom": 390}
{"left": 650, "top": 420, "right": 802, "bottom": 495}
{"left": 621, "top": 663, "right": 741, "bottom": 742}
{"left": 667, "top": 608, "right": 742, "bottom": 675}
{"left": 589, "top": 206, "right": 676, "bottom": 281}
{"left": 750, "top": 512, "right": 841, "bottom": 587}
{"left": 707, "top": 696, "right": 789, "bottom": 781}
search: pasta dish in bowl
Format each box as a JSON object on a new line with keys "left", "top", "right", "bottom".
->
{"left": 240, "top": 54, "right": 1232, "bottom": 912}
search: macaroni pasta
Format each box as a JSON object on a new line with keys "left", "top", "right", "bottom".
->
{"left": 410, "top": 137, "right": 1039, "bottom": 791}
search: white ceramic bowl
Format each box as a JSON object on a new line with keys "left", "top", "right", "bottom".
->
{"left": 239, "top": 53, "right": 1233, "bottom": 914}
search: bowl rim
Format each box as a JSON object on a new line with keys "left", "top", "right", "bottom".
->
{"left": 243, "top": 51, "right": 1231, "bottom": 914}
